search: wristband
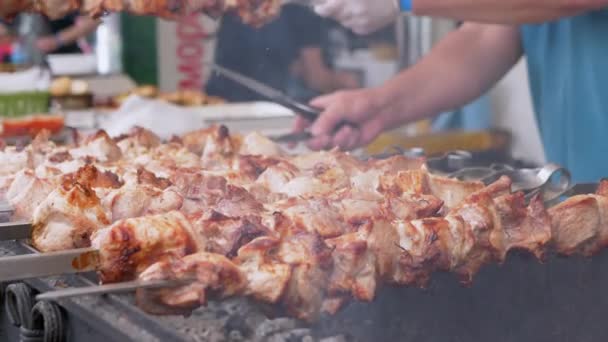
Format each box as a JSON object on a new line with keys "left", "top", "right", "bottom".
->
{"left": 399, "top": 0, "right": 413, "bottom": 11}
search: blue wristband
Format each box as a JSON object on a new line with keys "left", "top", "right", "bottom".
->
{"left": 399, "top": 0, "right": 413, "bottom": 11}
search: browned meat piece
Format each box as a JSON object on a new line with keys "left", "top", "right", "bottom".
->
{"left": 238, "top": 132, "right": 284, "bottom": 157}
{"left": 92, "top": 211, "right": 202, "bottom": 283}
{"left": 61, "top": 164, "right": 123, "bottom": 190}
{"left": 5, "top": 169, "right": 56, "bottom": 220}
{"left": 135, "top": 167, "right": 172, "bottom": 189}
{"left": 189, "top": 210, "right": 270, "bottom": 257}
{"left": 426, "top": 170, "right": 486, "bottom": 212}
{"left": 549, "top": 180, "right": 608, "bottom": 256}
{"left": 270, "top": 197, "right": 351, "bottom": 238}
{"left": 136, "top": 252, "right": 246, "bottom": 315}
{"left": 232, "top": 154, "right": 282, "bottom": 181}
{"left": 180, "top": 125, "right": 240, "bottom": 156}
{"left": 102, "top": 184, "right": 184, "bottom": 222}
{"left": 234, "top": 236, "right": 292, "bottom": 303}
{"left": 70, "top": 130, "right": 122, "bottom": 163}
{"left": 31, "top": 181, "right": 110, "bottom": 252}
{"left": 114, "top": 126, "right": 162, "bottom": 157}
{"left": 325, "top": 223, "right": 377, "bottom": 303}
{"left": 200, "top": 125, "right": 240, "bottom": 170}
{"left": 367, "top": 154, "right": 426, "bottom": 173}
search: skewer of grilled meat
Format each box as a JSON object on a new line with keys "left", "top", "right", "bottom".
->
{"left": 127, "top": 177, "right": 546, "bottom": 321}
{"left": 1, "top": 0, "right": 282, "bottom": 26}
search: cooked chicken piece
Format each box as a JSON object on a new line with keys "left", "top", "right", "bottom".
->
{"left": 189, "top": 210, "right": 270, "bottom": 257}
{"left": 201, "top": 125, "right": 240, "bottom": 170}
{"left": 133, "top": 167, "right": 172, "bottom": 189}
{"left": 35, "top": 149, "right": 87, "bottom": 178}
{"left": 549, "top": 180, "right": 608, "bottom": 256}
{"left": 325, "top": 223, "right": 377, "bottom": 303}
{"left": 180, "top": 126, "right": 237, "bottom": 156}
{"left": 114, "top": 126, "right": 162, "bottom": 158}
{"left": 276, "top": 232, "right": 333, "bottom": 321}
{"left": 425, "top": 168, "right": 486, "bottom": 211}
{"left": 239, "top": 131, "right": 284, "bottom": 157}
{"left": 290, "top": 149, "right": 365, "bottom": 175}
{"left": 31, "top": 181, "right": 110, "bottom": 252}
{"left": 92, "top": 211, "right": 203, "bottom": 283}
{"left": 70, "top": 130, "right": 122, "bottom": 163}
{"left": 254, "top": 160, "right": 299, "bottom": 193}
{"left": 6, "top": 169, "right": 56, "bottom": 220}
{"left": 102, "top": 184, "right": 183, "bottom": 222}
{"left": 234, "top": 236, "right": 292, "bottom": 303}
{"left": 367, "top": 154, "right": 426, "bottom": 174}
{"left": 231, "top": 154, "right": 282, "bottom": 182}
{"left": 137, "top": 252, "right": 246, "bottom": 315}
{"left": 269, "top": 198, "right": 350, "bottom": 238}
{"left": 0, "top": 146, "right": 30, "bottom": 176}
{"left": 378, "top": 169, "right": 430, "bottom": 196}
{"left": 62, "top": 164, "right": 123, "bottom": 190}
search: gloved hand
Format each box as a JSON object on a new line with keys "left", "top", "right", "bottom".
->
{"left": 311, "top": 0, "right": 401, "bottom": 35}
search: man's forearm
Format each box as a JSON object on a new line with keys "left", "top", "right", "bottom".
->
{"left": 411, "top": 0, "right": 608, "bottom": 24}
{"left": 58, "top": 16, "right": 100, "bottom": 44}
{"left": 375, "top": 23, "right": 522, "bottom": 127}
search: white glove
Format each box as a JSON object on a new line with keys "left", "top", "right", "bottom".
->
{"left": 312, "top": 0, "right": 400, "bottom": 35}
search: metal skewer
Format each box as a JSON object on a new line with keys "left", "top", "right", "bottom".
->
{"left": 0, "top": 247, "right": 99, "bottom": 282}
{"left": 0, "top": 221, "right": 33, "bottom": 241}
{"left": 36, "top": 278, "right": 195, "bottom": 301}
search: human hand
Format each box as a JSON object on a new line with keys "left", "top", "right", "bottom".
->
{"left": 311, "top": 0, "right": 400, "bottom": 35}
{"left": 36, "top": 36, "right": 60, "bottom": 53}
{"left": 292, "top": 88, "right": 390, "bottom": 151}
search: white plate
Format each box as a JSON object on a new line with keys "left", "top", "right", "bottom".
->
{"left": 47, "top": 54, "right": 97, "bottom": 76}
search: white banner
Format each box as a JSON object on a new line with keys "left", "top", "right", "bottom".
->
{"left": 156, "top": 15, "right": 219, "bottom": 92}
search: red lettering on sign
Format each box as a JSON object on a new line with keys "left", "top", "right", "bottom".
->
{"left": 175, "top": 14, "right": 207, "bottom": 90}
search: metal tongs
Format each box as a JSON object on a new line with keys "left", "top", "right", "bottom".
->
{"left": 209, "top": 63, "right": 355, "bottom": 143}
{"left": 426, "top": 151, "right": 573, "bottom": 204}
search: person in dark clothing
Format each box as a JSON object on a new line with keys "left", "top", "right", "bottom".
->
{"left": 206, "top": 4, "right": 358, "bottom": 103}
{"left": 0, "top": 13, "right": 99, "bottom": 55}
{"left": 34, "top": 13, "right": 99, "bottom": 54}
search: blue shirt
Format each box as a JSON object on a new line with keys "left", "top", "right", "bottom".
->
{"left": 521, "top": 10, "right": 608, "bottom": 182}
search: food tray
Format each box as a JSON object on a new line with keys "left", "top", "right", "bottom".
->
{"left": 0, "top": 92, "right": 50, "bottom": 117}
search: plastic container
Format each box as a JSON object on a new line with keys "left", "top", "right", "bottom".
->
{"left": 0, "top": 91, "right": 50, "bottom": 117}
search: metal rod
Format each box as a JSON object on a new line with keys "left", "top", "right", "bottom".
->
{"left": 0, "top": 247, "right": 99, "bottom": 282}
{"left": 37, "top": 278, "right": 195, "bottom": 301}
{"left": 0, "top": 221, "right": 32, "bottom": 241}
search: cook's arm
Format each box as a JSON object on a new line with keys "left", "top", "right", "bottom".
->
{"left": 299, "top": 23, "right": 522, "bottom": 150}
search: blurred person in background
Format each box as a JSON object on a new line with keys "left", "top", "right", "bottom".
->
{"left": 33, "top": 13, "right": 99, "bottom": 54}
{"left": 0, "top": 13, "right": 98, "bottom": 56}
{"left": 294, "top": 0, "right": 608, "bottom": 182}
{"left": 206, "top": 4, "right": 359, "bottom": 103}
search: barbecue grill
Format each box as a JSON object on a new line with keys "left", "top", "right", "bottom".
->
{"left": 2, "top": 149, "right": 601, "bottom": 342}
{"left": 3, "top": 236, "right": 608, "bottom": 342}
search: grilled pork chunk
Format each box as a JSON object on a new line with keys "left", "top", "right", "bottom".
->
{"left": 32, "top": 181, "right": 110, "bottom": 252}
{"left": 92, "top": 211, "right": 203, "bottom": 283}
